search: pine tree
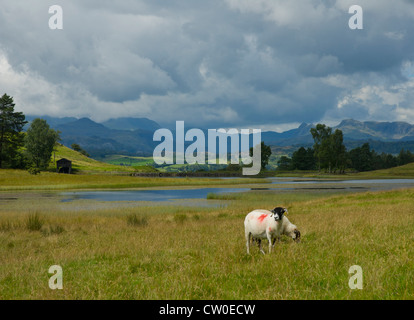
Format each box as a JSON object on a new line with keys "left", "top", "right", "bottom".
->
{"left": 0, "top": 94, "right": 27, "bottom": 168}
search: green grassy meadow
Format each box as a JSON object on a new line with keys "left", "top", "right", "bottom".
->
{"left": 97, "top": 154, "right": 156, "bottom": 167}
{"left": 0, "top": 184, "right": 413, "bottom": 299}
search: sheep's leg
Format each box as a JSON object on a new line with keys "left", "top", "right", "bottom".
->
{"left": 245, "top": 232, "right": 251, "bottom": 254}
{"left": 267, "top": 233, "right": 273, "bottom": 254}
{"left": 257, "top": 239, "right": 265, "bottom": 255}
{"left": 251, "top": 237, "right": 265, "bottom": 254}
{"left": 250, "top": 237, "right": 256, "bottom": 246}
{"left": 271, "top": 236, "right": 280, "bottom": 247}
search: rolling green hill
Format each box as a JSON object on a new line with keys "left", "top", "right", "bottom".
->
{"left": 49, "top": 144, "right": 158, "bottom": 173}
{"left": 97, "top": 154, "right": 155, "bottom": 167}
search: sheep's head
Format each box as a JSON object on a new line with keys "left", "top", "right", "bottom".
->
{"left": 271, "top": 207, "right": 287, "bottom": 221}
{"left": 293, "top": 229, "right": 301, "bottom": 243}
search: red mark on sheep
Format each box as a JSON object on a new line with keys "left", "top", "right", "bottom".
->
{"left": 258, "top": 214, "right": 267, "bottom": 222}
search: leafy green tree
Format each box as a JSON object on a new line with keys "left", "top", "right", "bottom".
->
{"left": 331, "top": 129, "right": 347, "bottom": 173}
{"left": 397, "top": 149, "right": 414, "bottom": 166}
{"left": 370, "top": 151, "right": 396, "bottom": 170}
{"left": 250, "top": 141, "right": 272, "bottom": 170}
{"left": 383, "top": 153, "right": 398, "bottom": 169}
{"left": 71, "top": 143, "right": 90, "bottom": 157}
{"left": 277, "top": 156, "right": 293, "bottom": 171}
{"left": 349, "top": 143, "right": 373, "bottom": 172}
{"left": 25, "top": 118, "right": 60, "bottom": 169}
{"left": 0, "top": 94, "right": 27, "bottom": 168}
{"left": 310, "top": 124, "right": 332, "bottom": 171}
{"left": 80, "top": 150, "right": 90, "bottom": 157}
{"left": 291, "top": 147, "right": 316, "bottom": 170}
{"left": 311, "top": 124, "right": 346, "bottom": 173}
{"left": 347, "top": 145, "right": 410, "bottom": 172}
{"left": 71, "top": 143, "right": 81, "bottom": 152}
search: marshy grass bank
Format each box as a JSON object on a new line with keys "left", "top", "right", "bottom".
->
{"left": 0, "top": 169, "right": 267, "bottom": 191}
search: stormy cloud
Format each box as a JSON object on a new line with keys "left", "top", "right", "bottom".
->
{"left": 0, "top": 0, "right": 413, "bottom": 130}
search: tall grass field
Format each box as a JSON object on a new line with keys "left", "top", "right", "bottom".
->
{"left": 1, "top": 186, "right": 413, "bottom": 299}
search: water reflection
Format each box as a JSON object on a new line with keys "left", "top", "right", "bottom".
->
{"left": 61, "top": 188, "right": 249, "bottom": 203}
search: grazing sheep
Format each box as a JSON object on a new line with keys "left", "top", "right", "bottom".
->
{"left": 244, "top": 207, "right": 285, "bottom": 254}
{"left": 244, "top": 207, "right": 300, "bottom": 254}
{"left": 272, "top": 214, "right": 301, "bottom": 244}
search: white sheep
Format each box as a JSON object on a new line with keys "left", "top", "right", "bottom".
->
{"left": 244, "top": 207, "right": 300, "bottom": 254}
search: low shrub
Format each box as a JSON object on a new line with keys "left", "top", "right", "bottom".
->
{"left": 127, "top": 213, "right": 148, "bottom": 227}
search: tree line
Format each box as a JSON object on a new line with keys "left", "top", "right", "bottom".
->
{"left": 0, "top": 94, "right": 60, "bottom": 173}
{"left": 277, "top": 123, "right": 414, "bottom": 173}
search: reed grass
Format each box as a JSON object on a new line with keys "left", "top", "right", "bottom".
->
{"left": 25, "top": 213, "right": 44, "bottom": 231}
{"left": 126, "top": 213, "right": 148, "bottom": 227}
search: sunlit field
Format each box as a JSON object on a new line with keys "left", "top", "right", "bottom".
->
{"left": 1, "top": 187, "right": 413, "bottom": 299}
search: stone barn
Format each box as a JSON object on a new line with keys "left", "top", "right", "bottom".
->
{"left": 56, "top": 158, "right": 72, "bottom": 174}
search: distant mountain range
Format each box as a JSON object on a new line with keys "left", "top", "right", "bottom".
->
{"left": 101, "top": 117, "right": 160, "bottom": 132}
{"left": 25, "top": 116, "right": 160, "bottom": 157}
{"left": 262, "top": 119, "right": 414, "bottom": 147}
{"left": 24, "top": 116, "right": 414, "bottom": 158}
{"left": 25, "top": 115, "right": 159, "bottom": 132}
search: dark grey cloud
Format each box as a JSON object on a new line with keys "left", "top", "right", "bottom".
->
{"left": 0, "top": 0, "right": 413, "bottom": 130}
